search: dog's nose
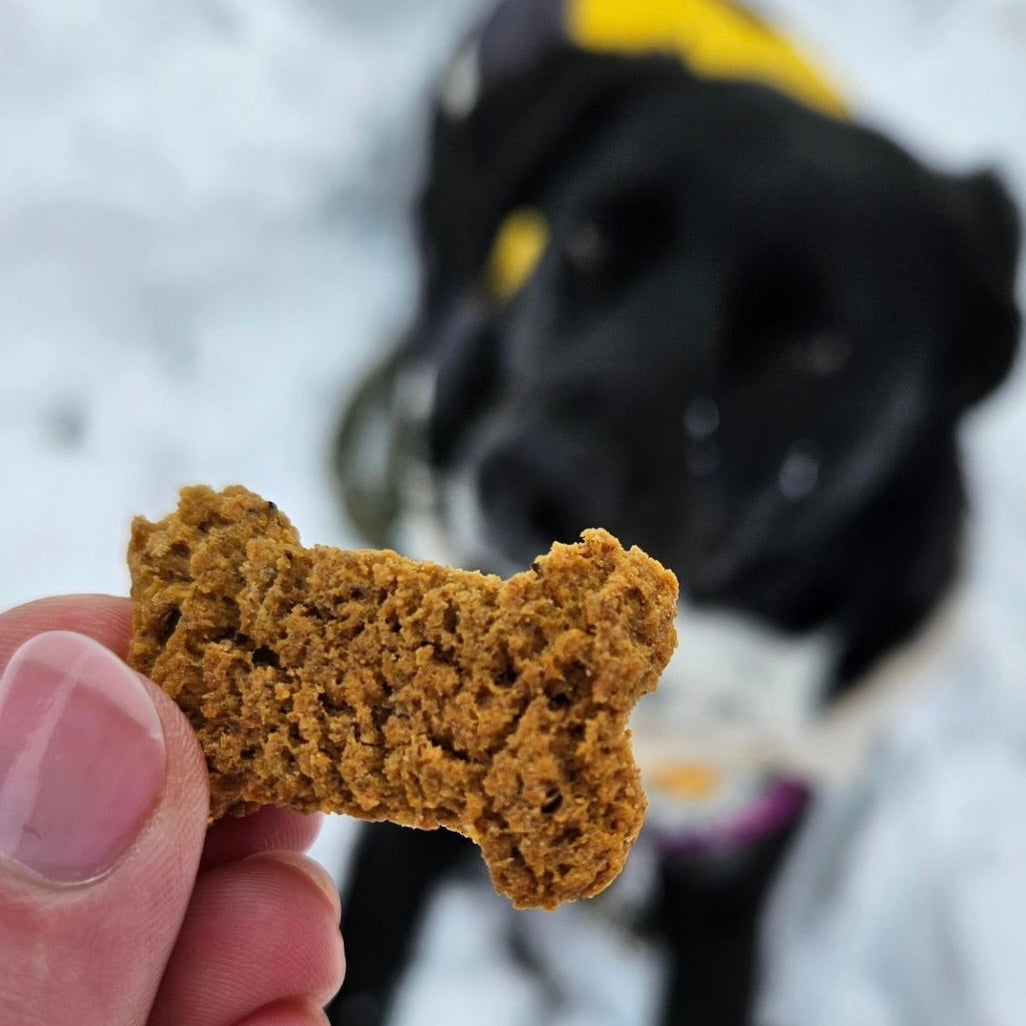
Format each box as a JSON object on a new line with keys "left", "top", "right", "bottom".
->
{"left": 477, "top": 445, "right": 581, "bottom": 553}
{"left": 475, "top": 428, "right": 620, "bottom": 560}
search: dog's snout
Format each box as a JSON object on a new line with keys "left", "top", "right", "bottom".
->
{"left": 477, "top": 444, "right": 581, "bottom": 553}
{"left": 475, "top": 423, "right": 624, "bottom": 559}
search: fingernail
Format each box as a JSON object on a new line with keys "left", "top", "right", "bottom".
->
{"left": 0, "top": 631, "right": 166, "bottom": 883}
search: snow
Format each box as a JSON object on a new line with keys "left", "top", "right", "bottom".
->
{"left": 2, "top": 1, "right": 1025, "bottom": 1022}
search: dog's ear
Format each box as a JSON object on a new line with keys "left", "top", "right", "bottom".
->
{"left": 940, "top": 169, "right": 1022, "bottom": 410}
{"left": 416, "top": 7, "right": 682, "bottom": 302}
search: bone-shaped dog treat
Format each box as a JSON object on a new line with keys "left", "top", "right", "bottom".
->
{"left": 127, "top": 485, "right": 678, "bottom": 908}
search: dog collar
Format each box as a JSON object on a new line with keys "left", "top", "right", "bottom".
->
{"left": 485, "top": 0, "right": 846, "bottom": 301}
{"left": 649, "top": 778, "right": 810, "bottom": 862}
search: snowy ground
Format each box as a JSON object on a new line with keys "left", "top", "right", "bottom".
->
{"left": 0, "top": 0, "right": 488, "bottom": 920}
{"left": 2, "top": 0, "right": 1025, "bottom": 1021}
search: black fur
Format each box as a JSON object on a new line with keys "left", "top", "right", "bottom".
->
{"left": 329, "top": 11, "right": 1020, "bottom": 1025}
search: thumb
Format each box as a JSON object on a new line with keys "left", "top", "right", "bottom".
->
{"left": 0, "top": 627, "right": 209, "bottom": 1025}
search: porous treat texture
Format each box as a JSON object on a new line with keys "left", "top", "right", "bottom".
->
{"left": 128, "top": 485, "right": 678, "bottom": 908}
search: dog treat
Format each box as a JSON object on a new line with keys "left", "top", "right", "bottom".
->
{"left": 127, "top": 485, "right": 678, "bottom": 908}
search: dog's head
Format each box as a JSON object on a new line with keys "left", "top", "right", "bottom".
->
{"left": 339, "top": 0, "right": 1021, "bottom": 843}
{"left": 416, "top": 23, "right": 1019, "bottom": 658}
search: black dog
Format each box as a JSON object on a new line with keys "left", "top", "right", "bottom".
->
{"left": 328, "top": 1, "right": 1021, "bottom": 1023}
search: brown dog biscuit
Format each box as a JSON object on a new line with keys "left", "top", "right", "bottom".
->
{"left": 127, "top": 485, "right": 678, "bottom": 908}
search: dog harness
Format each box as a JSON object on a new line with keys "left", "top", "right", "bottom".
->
{"left": 484, "top": 0, "right": 847, "bottom": 301}
{"left": 566, "top": 0, "right": 845, "bottom": 117}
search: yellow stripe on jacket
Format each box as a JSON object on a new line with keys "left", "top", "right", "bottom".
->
{"left": 565, "top": 0, "right": 846, "bottom": 119}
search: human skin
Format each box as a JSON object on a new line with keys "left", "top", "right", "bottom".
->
{"left": 0, "top": 594, "right": 345, "bottom": 1026}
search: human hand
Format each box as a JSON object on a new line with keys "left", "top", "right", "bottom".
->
{"left": 0, "top": 595, "right": 345, "bottom": 1026}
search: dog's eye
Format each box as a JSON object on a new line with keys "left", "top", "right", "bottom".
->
{"left": 561, "top": 189, "right": 675, "bottom": 287}
{"left": 786, "top": 332, "right": 850, "bottom": 378}
{"left": 562, "top": 218, "right": 609, "bottom": 277}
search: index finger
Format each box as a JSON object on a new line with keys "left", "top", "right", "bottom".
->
{"left": 0, "top": 595, "right": 134, "bottom": 669}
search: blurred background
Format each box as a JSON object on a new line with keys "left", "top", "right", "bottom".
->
{"left": 1, "top": 0, "right": 1024, "bottom": 1021}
